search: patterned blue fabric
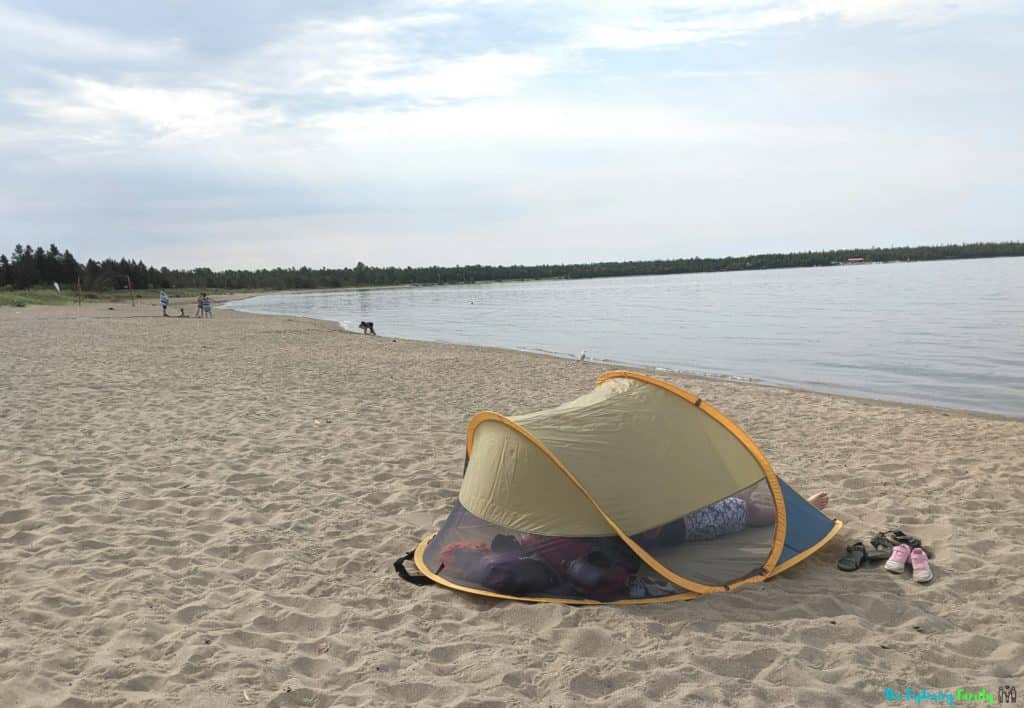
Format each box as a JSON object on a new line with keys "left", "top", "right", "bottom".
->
{"left": 683, "top": 497, "right": 747, "bottom": 541}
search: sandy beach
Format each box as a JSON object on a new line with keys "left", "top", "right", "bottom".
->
{"left": 1, "top": 299, "right": 1021, "bottom": 707}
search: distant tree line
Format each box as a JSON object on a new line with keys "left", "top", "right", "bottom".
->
{"left": 0, "top": 244, "right": 82, "bottom": 289}
{"left": 2, "top": 241, "right": 1022, "bottom": 291}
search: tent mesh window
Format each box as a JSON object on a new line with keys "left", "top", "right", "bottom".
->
{"left": 422, "top": 502, "right": 685, "bottom": 602}
{"left": 629, "top": 478, "right": 776, "bottom": 587}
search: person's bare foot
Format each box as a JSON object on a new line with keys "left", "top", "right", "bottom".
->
{"left": 808, "top": 491, "right": 829, "bottom": 511}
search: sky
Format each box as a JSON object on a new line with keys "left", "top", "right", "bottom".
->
{"left": 1, "top": 0, "right": 1022, "bottom": 270}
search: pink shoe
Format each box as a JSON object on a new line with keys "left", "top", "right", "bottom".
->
{"left": 910, "top": 548, "right": 933, "bottom": 583}
{"left": 884, "top": 544, "right": 911, "bottom": 573}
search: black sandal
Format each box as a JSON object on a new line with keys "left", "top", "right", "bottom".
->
{"left": 871, "top": 529, "right": 932, "bottom": 559}
{"left": 838, "top": 542, "right": 869, "bottom": 571}
{"left": 869, "top": 531, "right": 893, "bottom": 551}
{"left": 891, "top": 530, "right": 922, "bottom": 549}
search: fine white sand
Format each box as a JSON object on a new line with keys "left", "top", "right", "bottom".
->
{"left": 1, "top": 300, "right": 1021, "bottom": 707}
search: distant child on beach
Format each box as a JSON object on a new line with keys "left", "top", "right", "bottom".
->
{"left": 202, "top": 295, "right": 212, "bottom": 318}
{"left": 179, "top": 308, "right": 187, "bottom": 318}
{"left": 195, "top": 293, "right": 204, "bottom": 318}
{"left": 159, "top": 289, "right": 170, "bottom": 317}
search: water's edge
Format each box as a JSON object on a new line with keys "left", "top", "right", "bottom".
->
{"left": 223, "top": 295, "right": 1021, "bottom": 422}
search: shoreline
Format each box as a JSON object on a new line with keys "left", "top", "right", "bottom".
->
{"left": 10, "top": 293, "right": 1021, "bottom": 425}
{"left": 223, "top": 294, "right": 1023, "bottom": 424}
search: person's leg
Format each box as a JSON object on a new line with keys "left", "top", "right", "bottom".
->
{"left": 744, "top": 500, "right": 775, "bottom": 527}
{"left": 732, "top": 486, "right": 772, "bottom": 526}
{"left": 745, "top": 490, "right": 829, "bottom": 527}
{"left": 807, "top": 491, "right": 829, "bottom": 510}
{"left": 677, "top": 497, "right": 748, "bottom": 542}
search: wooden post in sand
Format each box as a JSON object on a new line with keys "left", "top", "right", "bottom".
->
{"left": 128, "top": 275, "right": 135, "bottom": 307}
{"left": 76, "top": 275, "right": 82, "bottom": 307}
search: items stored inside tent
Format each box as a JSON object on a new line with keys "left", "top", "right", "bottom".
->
{"left": 399, "top": 371, "right": 842, "bottom": 604}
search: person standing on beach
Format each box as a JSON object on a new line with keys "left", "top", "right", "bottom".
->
{"left": 202, "top": 294, "right": 212, "bottom": 318}
{"left": 160, "top": 289, "right": 170, "bottom": 317}
{"left": 195, "top": 293, "right": 204, "bottom": 318}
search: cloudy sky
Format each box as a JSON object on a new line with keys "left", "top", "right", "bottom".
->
{"left": 2, "top": 1, "right": 1021, "bottom": 269}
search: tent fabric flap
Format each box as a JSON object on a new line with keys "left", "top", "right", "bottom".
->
{"left": 459, "top": 417, "right": 612, "bottom": 536}
{"left": 771, "top": 477, "right": 843, "bottom": 572}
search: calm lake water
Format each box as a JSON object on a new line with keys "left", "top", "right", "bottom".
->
{"left": 225, "top": 257, "right": 1024, "bottom": 419}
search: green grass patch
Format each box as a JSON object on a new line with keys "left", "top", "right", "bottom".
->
{"left": 0, "top": 287, "right": 262, "bottom": 308}
{"left": 0, "top": 289, "right": 93, "bottom": 307}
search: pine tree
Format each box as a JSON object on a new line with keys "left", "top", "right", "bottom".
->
{"left": 34, "top": 246, "right": 47, "bottom": 286}
{"left": 61, "top": 250, "right": 80, "bottom": 285}
{"left": 83, "top": 259, "right": 100, "bottom": 289}
{"left": 15, "top": 244, "right": 40, "bottom": 288}
{"left": 46, "top": 244, "right": 61, "bottom": 284}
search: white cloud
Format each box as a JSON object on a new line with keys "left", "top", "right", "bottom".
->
{"left": 573, "top": 0, "right": 1018, "bottom": 50}
{"left": 229, "top": 15, "right": 547, "bottom": 103}
{"left": 362, "top": 51, "right": 548, "bottom": 100}
{"left": 6, "top": 8, "right": 552, "bottom": 147}
{"left": 10, "top": 0, "right": 1012, "bottom": 149}
{"left": 0, "top": 4, "right": 180, "bottom": 60}
{"left": 12, "top": 77, "right": 284, "bottom": 141}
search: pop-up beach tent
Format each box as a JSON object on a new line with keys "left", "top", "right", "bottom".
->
{"left": 400, "top": 371, "right": 841, "bottom": 604}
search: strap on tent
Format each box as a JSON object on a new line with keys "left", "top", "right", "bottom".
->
{"left": 394, "top": 550, "right": 435, "bottom": 586}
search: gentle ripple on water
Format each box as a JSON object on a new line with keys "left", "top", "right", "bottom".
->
{"left": 225, "top": 257, "right": 1024, "bottom": 418}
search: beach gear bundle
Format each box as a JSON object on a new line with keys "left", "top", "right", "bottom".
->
{"left": 398, "top": 371, "right": 842, "bottom": 604}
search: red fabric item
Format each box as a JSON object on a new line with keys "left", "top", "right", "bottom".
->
{"left": 438, "top": 541, "right": 489, "bottom": 574}
{"left": 518, "top": 534, "right": 591, "bottom": 568}
{"left": 593, "top": 567, "right": 629, "bottom": 598}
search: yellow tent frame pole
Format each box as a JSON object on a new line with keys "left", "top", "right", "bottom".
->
{"left": 413, "top": 534, "right": 700, "bottom": 605}
{"left": 595, "top": 371, "right": 789, "bottom": 575}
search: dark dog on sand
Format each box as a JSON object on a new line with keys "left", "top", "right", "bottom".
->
{"left": 359, "top": 321, "right": 376, "bottom": 335}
